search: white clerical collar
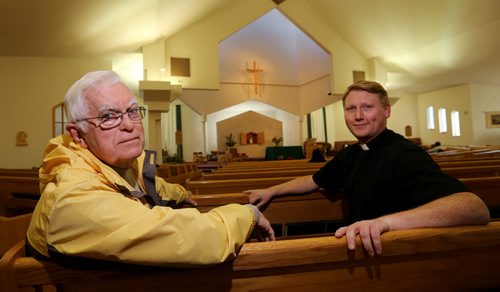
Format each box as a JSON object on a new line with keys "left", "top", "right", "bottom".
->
{"left": 360, "top": 143, "right": 370, "bottom": 151}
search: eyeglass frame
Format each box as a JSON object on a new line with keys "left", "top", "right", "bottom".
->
{"left": 73, "top": 106, "right": 147, "bottom": 129}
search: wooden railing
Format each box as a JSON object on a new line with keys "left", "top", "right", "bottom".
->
{"left": 0, "top": 214, "right": 32, "bottom": 257}
{"left": 1, "top": 222, "right": 499, "bottom": 291}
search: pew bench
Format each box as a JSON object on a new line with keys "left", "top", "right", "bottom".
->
{"left": 198, "top": 168, "right": 319, "bottom": 181}
{"left": 186, "top": 177, "right": 295, "bottom": 194}
{"left": 442, "top": 164, "right": 500, "bottom": 178}
{"left": 0, "top": 169, "right": 39, "bottom": 178}
{"left": 462, "top": 176, "right": 500, "bottom": 217}
{"left": 431, "top": 148, "right": 500, "bottom": 159}
{"left": 221, "top": 159, "right": 310, "bottom": 169}
{"left": 437, "top": 158, "right": 500, "bottom": 168}
{"left": 0, "top": 176, "right": 39, "bottom": 216}
{"left": 0, "top": 213, "right": 32, "bottom": 257}
{"left": 1, "top": 222, "right": 499, "bottom": 291}
{"left": 213, "top": 163, "right": 324, "bottom": 173}
{"left": 191, "top": 191, "right": 346, "bottom": 237}
{"left": 3, "top": 174, "right": 499, "bottom": 241}
{"left": 156, "top": 163, "right": 202, "bottom": 185}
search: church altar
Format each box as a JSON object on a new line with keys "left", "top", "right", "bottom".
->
{"left": 265, "top": 146, "right": 304, "bottom": 160}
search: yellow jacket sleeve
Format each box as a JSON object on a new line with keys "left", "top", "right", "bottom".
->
{"left": 155, "top": 176, "right": 188, "bottom": 204}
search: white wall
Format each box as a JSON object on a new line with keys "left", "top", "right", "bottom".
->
{"left": 387, "top": 92, "right": 420, "bottom": 139}
{"left": 417, "top": 85, "right": 474, "bottom": 146}
{"left": 470, "top": 84, "right": 500, "bottom": 145}
{"left": 0, "top": 56, "right": 112, "bottom": 168}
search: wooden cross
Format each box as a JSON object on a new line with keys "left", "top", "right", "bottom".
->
{"left": 246, "top": 61, "right": 263, "bottom": 94}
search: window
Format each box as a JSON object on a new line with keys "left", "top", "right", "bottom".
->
{"left": 438, "top": 108, "right": 447, "bottom": 133}
{"left": 426, "top": 106, "right": 435, "bottom": 130}
{"left": 451, "top": 110, "right": 461, "bottom": 137}
{"left": 53, "top": 102, "right": 68, "bottom": 137}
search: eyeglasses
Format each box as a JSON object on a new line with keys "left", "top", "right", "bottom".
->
{"left": 75, "top": 106, "right": 147, "bottom": 129}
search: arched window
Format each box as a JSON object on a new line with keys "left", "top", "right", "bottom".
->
{"left": 451, "top": 110, "right": 461, "bottom": 137}
{"left": 438, "top": 108, "right": 447, "bottom": 133}
{"left": 426, "top": 106, "right": 435, "bottom": 130}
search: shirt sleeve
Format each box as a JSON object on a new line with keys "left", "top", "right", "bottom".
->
{"left": 312, "top": 147, "right": 351, "bottom": 194}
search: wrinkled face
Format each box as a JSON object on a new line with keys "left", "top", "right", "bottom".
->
{"left": 343, "top": 90, "right": 391, "bottom": 144}
{"left": 73, "top": 83, "right": 145, "bottom": 168}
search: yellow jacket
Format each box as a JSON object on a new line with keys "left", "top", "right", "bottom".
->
{"left": 27, "top": 134, "right": 256, "bottom": 267}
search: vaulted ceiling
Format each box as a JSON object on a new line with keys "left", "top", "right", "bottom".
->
{"left": 1, "top": 0, "right": 499, "bottom": 94}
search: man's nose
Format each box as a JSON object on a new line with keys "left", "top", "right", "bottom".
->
{"left": 354, "top": 108, "right": 364, "bottom": 120}
{"left": 119, "top": 114, "right": 135, "bottom": 130}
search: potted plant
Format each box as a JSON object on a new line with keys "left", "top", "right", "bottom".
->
{"left": 272, "top": 136, "right": 283, "bottom": 147}
{"left": 225, "top": 133, "right": 237, "bottom": 148}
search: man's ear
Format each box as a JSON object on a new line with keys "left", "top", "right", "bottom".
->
{"left": 384, "top": 105, "right": 391, "bottom": 118}
{"left": 66, "top": 123, "right": 89, "bottom": 149}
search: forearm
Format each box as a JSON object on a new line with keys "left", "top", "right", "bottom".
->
{"left": 379, "top": 192, "right": 490, "bottom": 232}
{"left": 267, "top": 175, "right": 318, "bottom": 196}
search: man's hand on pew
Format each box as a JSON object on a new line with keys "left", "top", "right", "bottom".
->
{"left": 253, "top": 211, "right": 275, "bottom": 241}
{"left": 334, "top": 219, "right": 390, "bottom": 257}
{"left": 244, "top": 189, "right": 274, "bottom": 208}
{"left": 183, "top": 190, "right": 198, "bottom": 207}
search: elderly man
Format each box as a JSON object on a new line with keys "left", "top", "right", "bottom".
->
{"left": 244, "top": 80, "right": 489, "bottom": 257}
{"left": 27, "top": 70, "right": 274, "bottom": 267}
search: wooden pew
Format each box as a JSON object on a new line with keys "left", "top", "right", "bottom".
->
{"left": 1, "top": 222, "right": 499, "bottom": 291}
{"left": 185, "top": 176, "right": 500, "bottom": 217}
{"left": 156, "top": 163, "right": 203, "bottom": 185}
{"left": 2, "top": 171, "right": 498, "bottom": 239}
{"left": 213, "top": 158, "right": 499, "bottom": 175}
{"left": 433, "top": 155, "right": 500, "bottom": 163}
{"left": 221, "top": 159, "right": 310, "bottom": 169}
{"left": 186, "top": 177, "right": 294, "bottom": 194}
{"left": 198, "top": 168, "right": 319, "bottom": 181}
{"left": 431, "top": 148, "right": 500, "bottom": 159}
{"left": 0, "top": 169, "right": 38, "bottom": 178}
{"left": 0, "top": 176, "right": 39, "bottom": 216}
{"left": 192, "top": 190, "right": 345, "bottom": 237}
{"left": 213, "top": 163, "right": 324, "bottom": 173}
{"left": 186, "top": 172, "right": 500, "bottom": 195}
{"left": 462, "top": 176, "right": 500, "bottom": 217}
{"left": 188, "top": 176, "right": 500, "bottom": 233}
{"left": 437, "top": 158, "right": 500, "bottom": 168}
{"left": 194, "top": 161, "right": 500, "bottom": 181}
{"left": 441, "top": 165, "right": 500, "bottom": 178}
{"left": 0, "top": 214, "right": 32, "bottom": 257}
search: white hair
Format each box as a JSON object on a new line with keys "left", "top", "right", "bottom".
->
{"left": 64, "top": 70, "right": 122, "bottom": 132}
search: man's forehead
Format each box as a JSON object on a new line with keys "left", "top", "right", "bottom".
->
{"left": 345, "top": 91, "right": 380, "bottom": 103}
{"left": 96, "top": 100, "right": 138, "bottom": 111}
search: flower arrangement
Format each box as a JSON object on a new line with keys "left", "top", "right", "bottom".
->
{"left": 225, "top": 133, "right": 237, "bottom": 147}
{"left": 272, "top": 136, "right": 283, "bottom": 147}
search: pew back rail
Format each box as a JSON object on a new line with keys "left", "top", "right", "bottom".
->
{"left": 1, "top": 222, "right": 499, "bottom": 291}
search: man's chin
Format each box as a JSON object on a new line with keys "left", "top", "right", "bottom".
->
{"left": 113, "top": 153, "right": 143, "bottom": 168}
{"left": 117, "top": 145, "right": 143, "bottom": 159}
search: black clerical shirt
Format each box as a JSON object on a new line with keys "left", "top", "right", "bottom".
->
{"left": 313, "top": 129, "right": 467, "bottom": 222}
